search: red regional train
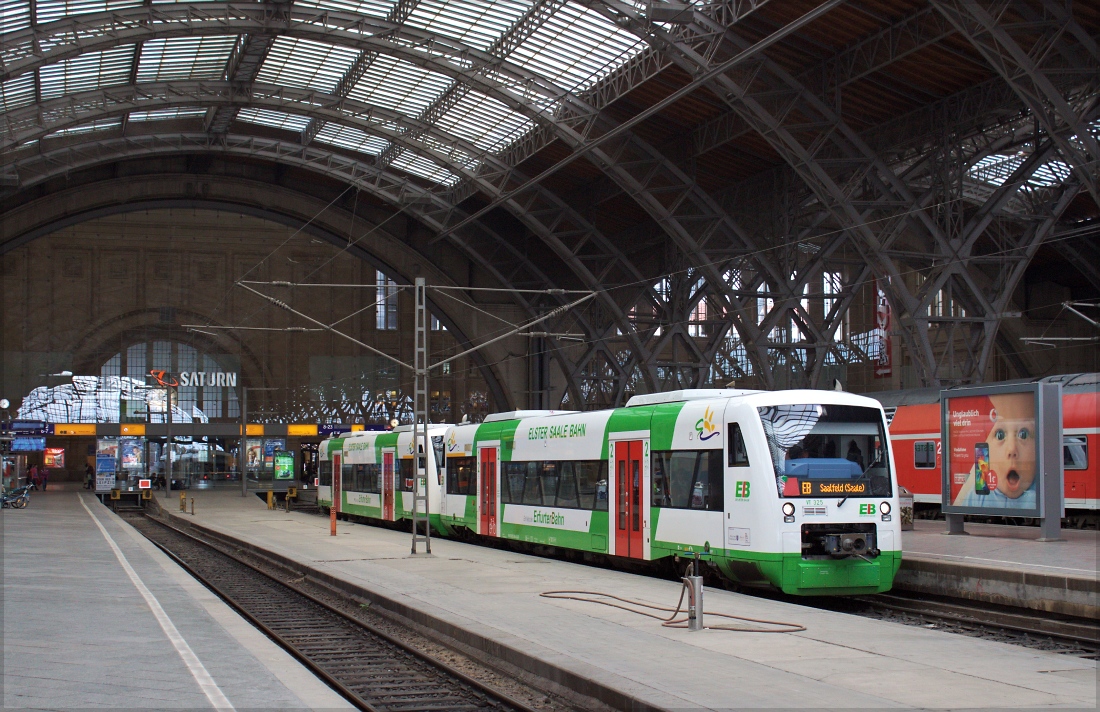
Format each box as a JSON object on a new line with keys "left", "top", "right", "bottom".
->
{"left": 871, "top": 373, "right": 1098, "bottom": 527}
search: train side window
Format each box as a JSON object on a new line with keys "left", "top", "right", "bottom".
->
{"left": 727, "top": 423, "right": 749, "bottom": 467}
{"left": 914, "top": 440, "right": 937, "bottom": 469}
{"left": 652, "top": 450, "right": 723, "bottom": 511}
{"left": 447, "top": 456, "right": 476, "bottom": 495}
{"left": 1064, "top": 436, "right": 1088, "bottom": 470}
{"left": 319, "top": 460, "right": 332, "bottom": 486}
{"left": 398, "top": 458, "right": 414, "bottom": 491}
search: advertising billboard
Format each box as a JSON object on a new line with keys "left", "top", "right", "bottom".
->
{"left": 96, "top": 439, "right": 119, "bottom": 492}
{"left": 941, "top": 384, "right": 1055, "bottom": 518}
{"left": 264, "top": 438, "right": 286, "bottom": 467}
{"left": 43, "top": 448, "right": 65, "bottom": 468}
{"left": 246, "top": 438, "right": 262, "bottom": 469}
{"left": 120, "top": 438, "right": 144, "bottom": 470}
{"left": 273, "top": 450, "right": 294, "bottom": 480}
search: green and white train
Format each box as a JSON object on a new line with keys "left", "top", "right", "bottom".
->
{"left": 319, "top": 389, "right": 902, "bottom": 595}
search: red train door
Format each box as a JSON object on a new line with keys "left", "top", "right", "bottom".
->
{"left": 382, "top": 451, "right": 394, "bottom": 521}
{"left": 614, "top": 441, "right": 644, "bottom": 558}
{"left": 480, "top": 447, "right": 497, "bottom": 536}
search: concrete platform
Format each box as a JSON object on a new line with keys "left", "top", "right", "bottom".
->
{"left": 159, "top": 488, "right": 1095, "bottom": 710}
{"left": 898, "top": 520, "right": 1098, "bottom": 618}
{"left": 1, "top": 485, "right": 353, "bottom": 710}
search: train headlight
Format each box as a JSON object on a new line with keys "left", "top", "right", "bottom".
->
{"left": 782, "top": 502, "right": 795, "bottom": 522}
{"left": 880, "top": 501, "right": 891, "bottom": 515}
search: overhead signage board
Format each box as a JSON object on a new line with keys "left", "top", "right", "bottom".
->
{"left": 941, "top": 382, "right": 1062, "bottom": 519}
{"left": 55, "top": 423, "right": 96, "bottom": 436}
{"left": 11, "top": 421, "right": 50, "bottom": 435}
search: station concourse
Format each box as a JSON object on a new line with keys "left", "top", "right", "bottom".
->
{"left": 1, "top": 0, "right": 1098, "bottom": 709}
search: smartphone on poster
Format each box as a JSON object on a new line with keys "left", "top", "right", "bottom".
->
{"left": 974, "top": 442, "right": 990, "bottom": 495}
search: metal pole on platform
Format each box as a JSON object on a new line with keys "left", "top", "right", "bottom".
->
{"left": 165, "top": 386, "right": 172, "bottom": 499}
{"left": 240, "top": 387, "right": 247, "bottom": 498}
{"left": 412, "top": 278, "right": 431, "bottom": 555}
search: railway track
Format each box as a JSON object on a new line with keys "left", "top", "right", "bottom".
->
{"left": 125, "top": 514, "right": 548, "bottom": 712}
{"left": 842, "top": 591, "right": 1100, "bottom": 659}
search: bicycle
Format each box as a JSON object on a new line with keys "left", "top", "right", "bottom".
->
{"left": 1, "top": 485, "right": 31, "bottom": 509}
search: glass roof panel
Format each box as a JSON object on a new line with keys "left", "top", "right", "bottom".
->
{"left": 35, "top": 0, "right": 142, "bottom": 24}
{"left": 314, "top": 123, "right": 389, "bottom": 155}
{"left": 237, "top": 108, "right": 312, "bottom": 133}
{"left": 391, "top": 150, "right": 460, "bottom": 186}
{"left": 294, "top": 0, "right": 395, "bottom": 16}
{"left": 129, "top": 107, "right": 207, "bottom": 122}
{"left": 435, "top": 91, "right": 533, "bottom": 153}
{"left": 1, "top": 0, "right": 30, "bottom": 34}
{"left": 137, "top": 37, "right": 237, "bottom": 82}
{"left": 404, "top": 0, "right": 537, "bottom": 53}
{"left": 39, "top": 46, "right": 134, "bottom": 100}
{"left": 508, "top": 2, "right": 644, "bottom": 93}
{"left": 256, "top": 37, "right": 361, "bottom": 94}
{"left": 346, "top": 54, "right": 453, "bottom": 117}
{"left": 1, "top": 74, "right": 36, "bottom": 114}
{"left": 49, "top": 117, "right": 121, "bottom": 136}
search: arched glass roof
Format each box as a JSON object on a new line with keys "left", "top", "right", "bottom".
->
{"left": 0, "top": 0, "right": 653, "bottom": 187}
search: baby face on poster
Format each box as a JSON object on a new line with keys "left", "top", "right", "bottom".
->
{"left": 984, "top": 393, "right": 1037, "bottom": 499}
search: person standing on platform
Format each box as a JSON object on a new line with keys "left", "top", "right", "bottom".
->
{"left": 40, "top": 466, "right": 49, "bottom": 491}
{"left": 28, "top": 464, "right": 39, "bottom": 490}
{"left": 85, "top": 463, "right": 95, "bottom": 490}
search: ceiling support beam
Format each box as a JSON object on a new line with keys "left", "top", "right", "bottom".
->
{"left": 930, "top": 0, "right": 1100, "bottom": 208}
{"left": 204, "top": 1, "right": 291, "bottom": 135}
{"left": 299, "top": 0, "right": 422, "bottom": 146}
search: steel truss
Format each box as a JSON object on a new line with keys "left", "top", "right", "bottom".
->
{"left": 0, "top": 0, "right": 795, "bottom": 394}
{"left": 0, "top": 131, "right": 611, "bottom": 405}
{"left": 1, "top": 1, "right": 1094, "bottom": 397}
{"left": 592, "top": 0, "right": 1096, "bottom": 386}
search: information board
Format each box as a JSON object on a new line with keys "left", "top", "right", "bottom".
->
{"left": 12, "top": 436, "right": 45, "bottom": 452}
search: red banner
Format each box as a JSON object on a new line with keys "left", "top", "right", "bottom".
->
{"left": 874, "top": 280, "right": 892, "bottom": 378}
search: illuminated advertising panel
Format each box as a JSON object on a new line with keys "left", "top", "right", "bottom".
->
{"left": 273, "top": 451, "right": 295, "bottom": 480}
{"left": 941, "top": 385, "right": 1051, "bottom": 517}
{"left": 264, "top": 438, "right": 286, "bottom": 467}
{"left": 96, "top": 438, "right": 118, "bottom": 492}
{"left": 120, "top": 438, "right": 144, "bottom": 470}
{"left": 246, "top": 438, "right": 263, "bottom": 469}
{"left": 43, "top": 448, "right": 65, "bottom": 468}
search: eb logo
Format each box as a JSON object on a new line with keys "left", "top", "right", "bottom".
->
{"left": 801, "top": 481, "right": 812, "bottom": 495}
{"left": 859, "top": 503, "right": 877, "bottom": 516}
{"left": 734, "top": 481, "right": 751, "bottom": 498}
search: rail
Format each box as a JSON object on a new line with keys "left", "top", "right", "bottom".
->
{"left": 126, "top": 514, "right": 545, "bottom": 712}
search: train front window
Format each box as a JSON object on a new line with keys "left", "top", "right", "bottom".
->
{"left": 757, "top": 404, "right": 892, "bottom": 498}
